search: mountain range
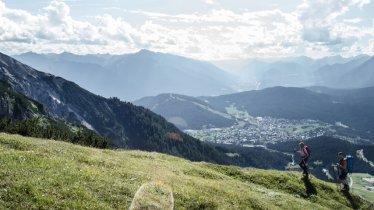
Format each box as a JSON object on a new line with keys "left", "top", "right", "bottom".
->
{"left": 4, "top": 51, "right": 311, "bottom": 171}
{"left": 15, "top": 50, "right": 235, "bottom": 101}
{"left": 15, "top": 50, "right": 374, "bottom": 103}
{"left": 3, "top": 51, "right": 374, "bottom": 186}
{"left": 214, "top": 54, "right": 373, "bottom": 90}
{"left": 0, "top": 52, "right": 229, "bottom": 163}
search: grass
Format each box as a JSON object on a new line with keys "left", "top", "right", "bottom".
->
{"left": 351, "top": 173, "right": 374, "bottom": 202}
{"left": 0, "top": 133, "right": 373, "bottom": 209}
{"left": 284, "top": 123, "right": 329, "bottom": 134}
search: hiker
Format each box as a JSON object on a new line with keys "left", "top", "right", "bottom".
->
{"left": 337, "top": 152, "right": 349, "bottom": 191}
{"left": 297, "top": 142, "right": 310, "bottom": 175}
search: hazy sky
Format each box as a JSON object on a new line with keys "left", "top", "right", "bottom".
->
{"left": 1, "top": 0, "right": 374, "bottom": 60}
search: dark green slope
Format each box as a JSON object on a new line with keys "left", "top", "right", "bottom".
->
{"left": 202, "top": 87, "right": 334, "bottom": 120}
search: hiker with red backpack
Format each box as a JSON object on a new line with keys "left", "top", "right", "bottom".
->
{"left": 296, "top": 142, "right": 310, "bottom": 176}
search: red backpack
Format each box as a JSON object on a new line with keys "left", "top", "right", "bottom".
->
{"left": 303, "top": 146, "right": 311, "bottom": 157}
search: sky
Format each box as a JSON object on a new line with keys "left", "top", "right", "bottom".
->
{"left": 0, "top": 0, "right": 374, "bottom": 60}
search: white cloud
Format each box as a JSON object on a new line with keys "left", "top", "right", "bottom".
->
{"left": 126, "top": 9, "right": 304, "bottom": 59}
{"left": 44, "top": 0, "right": 71, "bottom": 25}
{"left": 343, "top": 18, "right": 362, "bottom": 24}
{"left": 352, "top": 0, "right": 371, "bottom": 8}
{"left": 0, "top": 0, "right": 138, "bottom": 54}
{"left": 293, "top": 0, "right": 373, "bottom": 57}
{"left": 0, "top": 0, "right": 373, "bottom": 59}
{"left": 203, "top": 0, "right": 216, "bottom": 5}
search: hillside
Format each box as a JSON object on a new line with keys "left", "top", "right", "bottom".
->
{"left": 0, "top": 133, "right": 372, "bottom": 209}
{"left": 15, "top": 50, "right": 235, "bottom": 100}
{"left": 0, "top": 52, "right": 229, "bottom": 163}
{"left": 134, "top": 93, "right": 235, "bottom": 130}
{"left": 0, "top": 81, "right": 108, "bottom": 148}
{"left": 201, "top": 86, "right": 374, "bottom": 138}
{"left": 0, "top": 81, "right": 45, "bottom": 119}
{"left": 201, "top": 87, "right": 334, "bottom": 119}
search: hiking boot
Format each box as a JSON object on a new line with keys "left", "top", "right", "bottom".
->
{"left": 341, "top": 188, "right": 349, "bottom": 192}
{"left": 341, "top": 185, "right": 350, "bottom": 192}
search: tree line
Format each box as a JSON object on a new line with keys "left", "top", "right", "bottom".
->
{"left": 0, "top": 117, "right": 108, "bottom": 148}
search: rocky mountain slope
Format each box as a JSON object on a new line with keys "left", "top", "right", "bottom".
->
{"left": 0, "top": 52, "right": 225, "bottom": 163}
{"left": 0, "top": 80, "right": 45, "bottom": 119}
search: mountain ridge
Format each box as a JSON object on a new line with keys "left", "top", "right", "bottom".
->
{"left": 15, "top": 50, "right": 235, "bottom": 100}
{"left": 0, "top": 52, "right": 228, "bottom": 163}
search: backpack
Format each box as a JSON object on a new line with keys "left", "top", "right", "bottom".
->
{"left": 303, "top": 146, "right": 311, "bottom": 157}
{"left": 345, "top": 155, "right": 353, "bottom": 173}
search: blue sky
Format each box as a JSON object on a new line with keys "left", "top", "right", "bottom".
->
{"left": 1, "top": 0, "right": 374, "bottom": 60}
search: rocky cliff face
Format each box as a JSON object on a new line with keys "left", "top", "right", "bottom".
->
{"left": 0, "top": 81, "right": 45, "bottom": 119}
{"left": 1, "top": 52, "right": 121, "bottom": 141}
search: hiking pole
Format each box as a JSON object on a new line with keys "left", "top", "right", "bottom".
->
{"left": 331, "top": 164, "right": 339, "bottom": 191}
{"left": 287, "top": 148, "right": 297, "bottom": 171}
{"left": 336, "top": 165, "right": 342, "bottom": 191}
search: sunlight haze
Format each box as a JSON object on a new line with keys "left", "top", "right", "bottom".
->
{"left": 1, "top": 0, "right": 374, "bottom": 60}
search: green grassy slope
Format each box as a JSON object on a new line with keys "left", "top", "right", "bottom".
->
{"left": 352, "top": 173, "right": 374, "bottom": 202}
{"left": 0, "top": 133, "right": 372, "bottom": 210}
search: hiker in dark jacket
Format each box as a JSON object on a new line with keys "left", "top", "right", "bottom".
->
{"left": 297, "top": 142, "right": 310, "bottom": 176}
{"left": 337, "top": 152, "right": 349, "bottom": 191}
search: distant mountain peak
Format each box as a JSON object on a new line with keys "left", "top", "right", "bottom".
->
{"left": 367, "top": 56, "right": 374, "bottom": 62}
{"left": 137, "top": 49, "right": 156, "bottom": 55}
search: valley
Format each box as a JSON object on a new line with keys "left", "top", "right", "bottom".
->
{"left": 187, "top": 102, "right": 371, "bottom": 147}
{"left": 351, "top": 173, "right": 374, "bottom": 202}
{"left": 137, "top": 86, "right": 374, "bottom": 147}
{"left": 186, "top": 105, "right": 332, "bottom": 146}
